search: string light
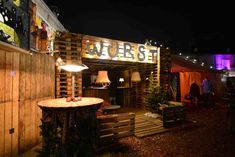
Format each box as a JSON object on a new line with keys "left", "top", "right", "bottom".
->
{"left": 144, "top": 39, "right": 217, "bottom": 70}
{"left": 177, "top": 53, "right": 216, "bottom": 70}
{"left": 144, "top": 39, "right": 161, "bottom": 47}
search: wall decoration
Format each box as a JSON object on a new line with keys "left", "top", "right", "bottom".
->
{"left": 0, "top": 0, "right": 29, "bottom": 49}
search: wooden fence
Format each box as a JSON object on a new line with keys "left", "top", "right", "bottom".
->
{"left": 0, "top": 42, "right": 55, "bottom": 156}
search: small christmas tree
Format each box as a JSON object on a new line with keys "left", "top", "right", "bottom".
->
{"left": 145, "top": 75, "right": 168, "bottom": 113}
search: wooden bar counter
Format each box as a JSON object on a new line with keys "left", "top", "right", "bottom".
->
{"left": 37, "top": 97, "right": 103, "bottom": 156}
{"left": 83, "top": 87, "right": 110, "bottom": 103}
{"left": 83, "top": 87, "right": 131, "bottom": 107}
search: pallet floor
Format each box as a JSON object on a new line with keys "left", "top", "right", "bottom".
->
{"left": 134, "top": 113, "right": 169, "bottom": 138}
{"left": 18, "top": 111, "right": 169, "bottom": 156}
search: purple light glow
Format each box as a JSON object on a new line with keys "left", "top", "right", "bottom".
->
{"left": 214, "top": 54, "right": 233, "bottom": 70}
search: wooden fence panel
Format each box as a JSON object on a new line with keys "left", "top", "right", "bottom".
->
{"left": 19, "top": 53, "right": 27, "bottom": 154}
{"left": 0, "top": 43, "right": 55, "bottom": 156}
{"left": 4, "top": 52, "right": 13, "bottom": 157}
{"left": 0, "top": 50, "right": 6, "bottom": 157}
{"left": 12, "top": 52, "right": 20, "bottom": 157}
{"left": 18, "top": 54, "right": 55, "bottom": 154}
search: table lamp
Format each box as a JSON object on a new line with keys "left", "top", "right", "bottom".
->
{"left": 119, "top": 77, "right": 124, "bottom": 86}
{"left": 131, "top": 71, "right": 141, "bottom": 82}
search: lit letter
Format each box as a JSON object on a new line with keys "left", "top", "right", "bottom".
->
{"left": 149, "top": 50, "right": 158, "bottom": 62}
{"left": 108, "top": 42, "right": 119, "bottom": 58}
{"left": 86, "top": 41, "right": 104, "bottom": 56}
{"left": 124, "top": 43, "right": 134, "bottom": 59}
{"left": 138, "top": 45, "right": 146, "bottom": 61}
{"left": 95, "top": 41, "right": 104, "bottom": 57}
{"left": 86, "top": 43, "right": 94, "bottom": 55}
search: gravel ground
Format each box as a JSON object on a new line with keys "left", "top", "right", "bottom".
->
{"left": 97, "top": 102, "right": 235, "bottom": 157}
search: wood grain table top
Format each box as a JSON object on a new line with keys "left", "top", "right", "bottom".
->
{"left": 38, "top": 97, "right": 104, "bottom": 108}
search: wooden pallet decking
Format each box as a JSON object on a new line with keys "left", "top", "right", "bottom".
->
{"left": 134, "top": 113, "right": 168, "bottom": 138}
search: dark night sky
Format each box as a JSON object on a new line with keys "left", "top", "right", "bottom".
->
{"left": 44, "top": 0, "right": 234, "bottom": 54}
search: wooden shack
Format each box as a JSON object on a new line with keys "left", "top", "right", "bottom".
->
{"left": 54, "top": 32, "right": 171, "bottom": 109}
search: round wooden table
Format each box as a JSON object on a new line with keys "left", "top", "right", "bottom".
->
{"left": 38, "top": 97, "right": 103, "bottom": 156}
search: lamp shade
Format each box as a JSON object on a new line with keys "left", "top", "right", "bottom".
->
{"left": 96, "top": 71, "right": 111, "bottom": 84}
{"left": 59, "top": 63, "right": 88, "bottom": 72}
{"left": 131, "top": 71, "right": 141, "bottom": 82}
{"left": 119, "top": 78, "right": 124, "bottom": 83}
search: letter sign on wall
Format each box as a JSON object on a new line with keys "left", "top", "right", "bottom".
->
{"left": 82, "top": 35, "right": 159, "bottom": 64}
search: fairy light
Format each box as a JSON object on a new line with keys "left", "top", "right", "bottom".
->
{"left": 143, "top": 39, "right": 219, "bottom": 71}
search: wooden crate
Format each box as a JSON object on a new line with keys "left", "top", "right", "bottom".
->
{"left": 161, "top": 102, "right": 185, "bottom": 127}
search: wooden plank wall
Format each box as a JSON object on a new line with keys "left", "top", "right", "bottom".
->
{"left": 0, "top": 45, "right": 55, "bottom": 156}
{"left": 129, "top": 62, "right": 159, "bottom": 109}
{"left": 160, "top": 48, "right": 171, "bottom": 91}
{"left": 54, "top": 32, "right": 82, "bottom": 98}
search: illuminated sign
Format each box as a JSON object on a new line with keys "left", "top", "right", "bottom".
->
{"left": 82, "top": 35, "right": 159, "bottom": 63}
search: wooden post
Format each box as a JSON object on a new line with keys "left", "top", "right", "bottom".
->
{"left": 157, "top": 47, "right": 160, "bottom": 86}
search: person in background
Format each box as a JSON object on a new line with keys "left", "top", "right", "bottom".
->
{"left": 201, "top": 76, "right": 214, "bottom": 107}
{"left": 189, "top": 80, "right": 200, "bottom": 107}
{"left": 108, "top": 82, "right": 117, "bottom": 105}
